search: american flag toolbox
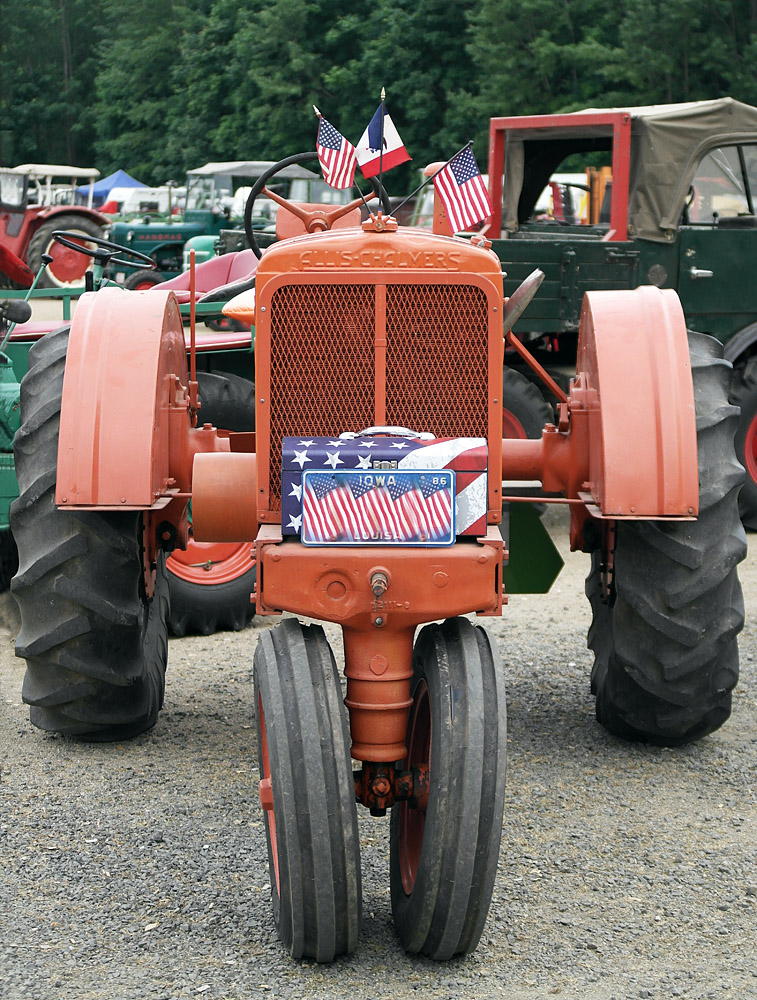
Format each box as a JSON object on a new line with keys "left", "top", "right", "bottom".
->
{"left": 281, "top": 433, "right": 488, "bottom": 546}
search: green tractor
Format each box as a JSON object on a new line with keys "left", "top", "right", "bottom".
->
{"left": 105, "top": 160, "right": 326, "bottom": 288}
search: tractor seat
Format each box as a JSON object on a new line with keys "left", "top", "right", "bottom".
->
{"left": 150, "top": 249, "right": 259, "bottom": 303}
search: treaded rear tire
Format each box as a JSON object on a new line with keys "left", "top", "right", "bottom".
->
{"left": 253, "top": 618, "right": 362, "bottom": 961}
{"left": 586, "top": 331, "right": 746, "bottom": 745}
{"left": 10, "top": 325, "right": 169, "bottom": 740}
{"left": 27, "top": 216, "right": 104, "bottom": 289}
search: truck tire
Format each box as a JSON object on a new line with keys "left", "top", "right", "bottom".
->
{"left": 26, "top": 216, "right": 104, "bottom": 289}
{"left": 586, "top": 331, "right": 746, "bottom": 745}
{"left": 253, "top": 619, "right": 362, "bottom": 961}
{"left": 390, "top": 617, "right": 506, "bottom": 959}
{"left": 728, "top": 358, "right": 757, "bottom": 529}
{"left": 123, "top": 269, "right": 162, "bottom": 291}
{"left": 165, "top": 371, "right": 257, "bottom": 636}
{"left": 501, "top": 366, "right": 553, "bottom": 438}
{"left": 10, "top": 325, "right": 169, "bottom": 740}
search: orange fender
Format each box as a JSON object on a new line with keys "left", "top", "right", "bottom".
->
{"left": 56, "top": 288, "right": 192, "bottom": 509}
{"left": 575, "top": 286, "right": 698, "bottom": 517}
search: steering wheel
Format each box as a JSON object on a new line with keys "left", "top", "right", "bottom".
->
{"left": 52, "top": 231, "right": 157, "bottom": 271}
{"left": 244, "top": 151, "right": 392, "bottom": 258}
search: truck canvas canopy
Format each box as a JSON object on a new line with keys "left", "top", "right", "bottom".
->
{"left": 493, "top": 97, "right": 757, "bottom": 243}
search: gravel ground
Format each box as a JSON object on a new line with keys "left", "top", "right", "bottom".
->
{"left": 1, "top": 506, "right": 755, "bottom": 1000}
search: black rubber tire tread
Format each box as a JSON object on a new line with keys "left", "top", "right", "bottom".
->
{"left": 166, "top": 370, "right": 256, "bottom": 636}
{"left": 253, "top": 618, "right": 361, "bottom": 961}
{"left": 502, "top": 366, "right": 553, "bottom": 437}
{"left": 0, "top": 527, "right": 19, "bottom": 592}
{"left": 123, "top": 269, "right": 162, "bottom": 291}
{"left": 390, "top": 617, "right": 507, "bottom": 960}
{"left": 728, "top": 358, "right": 757, "bottom": 529}
{"left": 586, "top": 331, "right": 746, "bottom": 745}
{"left": 10, "top": 325, "right": 169, "bottom": 740}
{"left": 26, "top": 216, "right": 104, "bottom": 289}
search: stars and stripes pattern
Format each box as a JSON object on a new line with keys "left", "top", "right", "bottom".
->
{"left": 434, "top": 145, "right": 492, "bottom": 234}
{"left": 316, "top": 114, "right": 357, "bottom": 190}
{"left": 281, "top": 436, "right": 488, "bottom": 542}
{"left": 302, "top": 471, "right": 453, "bottom": 545}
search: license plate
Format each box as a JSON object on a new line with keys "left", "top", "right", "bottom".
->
{"left": 301, "top": 469, "right": 455, "bottom": 546}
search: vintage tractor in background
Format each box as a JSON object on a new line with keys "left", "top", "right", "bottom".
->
{"left": 0, "top": 165, "right": 108, "bottom": 289}
{"left": 10, "top": 153, "right": 746, "bottom": 961}
{"left": 0, "top": 236, "right": 257, "bottom": 635}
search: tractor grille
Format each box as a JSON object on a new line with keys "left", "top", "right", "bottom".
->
{"left": 267, "top": 281, "right": 490, "bottom": 510}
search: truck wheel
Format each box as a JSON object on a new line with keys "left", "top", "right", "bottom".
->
{"left": 26, "top": 216, "right": 104, "bottom": 289}
{"left": 586, "top": 331, "right": 746, "bottom": 745}
{"left": 390, "top": 617, "right": 507, "bottom": 959}
{"left": 253, "top": 618, "right": 362, "bottom": 961}
{"left": 502, "top": 366, "right": 553, "bottom": 438}
{"left": 10, "top": 325, "right": 169, "bottom": 740}
{"left": 123, "top": 269, "right": 162, "bottom": 291}
{"left": 728, "top": 358, "right": 757, "bottom": 529}
{"left": 166, "top": 371, "right": 256, "bottom": 636}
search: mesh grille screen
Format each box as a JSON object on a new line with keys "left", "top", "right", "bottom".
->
{"left": 269, "top": 284, "right": 375, "bottom": 507}
{"left": 385, "top": 284, "right": 489, "bottom": 438}
{"left": 267, "top": 281, "right": 490, "bottom": 510}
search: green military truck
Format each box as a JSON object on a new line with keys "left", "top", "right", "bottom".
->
{"left": 483, "top": 97, "right": 757, "bottom": 526}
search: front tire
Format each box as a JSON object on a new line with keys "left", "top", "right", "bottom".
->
{"left": 10, "top": 326, "right": 169, "bottom": 740}
{"left": 253, "top": 619, "right": 362, "bottom": 961}
{"left": 390, "top": 617, "right": 507, "bottom": 959}
{"left": 586, "top": 331, "right": 746, "bottom": 745}
{"left": 123, "top": 268, "right": 162, "bottom": 291}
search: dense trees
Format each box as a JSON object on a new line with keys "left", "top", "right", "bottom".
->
{"left": 2, "top": 0, "right": 757, "bottom": 188}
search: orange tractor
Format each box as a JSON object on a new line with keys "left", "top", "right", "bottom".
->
{"left": 11, "top": 154, "right": 746, "bottom": 961}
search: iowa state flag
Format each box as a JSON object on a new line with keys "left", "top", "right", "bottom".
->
{"left": 356, "top": 104, "right": 411, "bottom": 178}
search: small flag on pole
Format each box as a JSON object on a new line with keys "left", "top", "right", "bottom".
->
{"left": 433, "top": 145, "right": 492, "bottom": 233}
{"left": 315, "top": 108, "right": 357, "bottom": 189}
{"left": 356, "top": 104, "right": 411, "bottom": 178}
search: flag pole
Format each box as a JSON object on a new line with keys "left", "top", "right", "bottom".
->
{"left": 378, "top": 87, "right": 386, "bottom": 209}
{"left": 391, "top": 140, "right": 472, "bottom": 217}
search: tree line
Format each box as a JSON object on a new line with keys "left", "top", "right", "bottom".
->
{"left": 2, "top": 0, "right": 757, "bottom": 193}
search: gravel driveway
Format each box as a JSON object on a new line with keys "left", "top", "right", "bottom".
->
{"left": 1, "top": 507, "right": 755, "bottom": 1000}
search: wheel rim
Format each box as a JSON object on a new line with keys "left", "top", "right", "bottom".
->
{"left": 130, "top": 276, "right": 160, "bottom": 290}
{"left": 743, "top": 410, "right": 757, "bottom": 487}
{"left": 46, "top": 232, "right": 94, "bottom": 286}
{"left": 258, "top": 695, "right": 280, "bottom": 893}
{"left": 502, "top": 406, "right": 528, "bottom": 439}
{"left": 398, "top": 679, "right": 430, "bottom": 894}
{"left": 166, "top": 533, "right": 254, "bottom": 586}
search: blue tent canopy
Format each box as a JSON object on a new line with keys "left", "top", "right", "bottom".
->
{"left": 77, "top": 168, "right": 146, "bottom": 204}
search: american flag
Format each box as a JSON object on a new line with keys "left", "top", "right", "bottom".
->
{"left": 302, "top": 472, "right": 453, "bottom": 545}
{"left": 434, "top": 145, "right": 492, "bottom": 234}
{"left": 316, "top": 114, "right": 357, "bottom": 190}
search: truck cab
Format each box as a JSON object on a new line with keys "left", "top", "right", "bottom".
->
{"left": 484, "top": 98, "right": 757, "bottom": 524}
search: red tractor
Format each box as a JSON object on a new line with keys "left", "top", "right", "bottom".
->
{"left": 10, "top": 155, "right": 746, "bottom": 961}
{"left": 0, "top": 165, "right": 108, "bottom": 288}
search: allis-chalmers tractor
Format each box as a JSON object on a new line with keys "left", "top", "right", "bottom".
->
{"left": 10, "top": 153, "right": 746, "bottom": 961}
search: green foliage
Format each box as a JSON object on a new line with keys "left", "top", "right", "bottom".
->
{"left": 2, "top": 0, "right": 757, "bottom": 190}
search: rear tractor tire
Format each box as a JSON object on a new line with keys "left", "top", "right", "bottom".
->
{"left": 390, "top": 617, "right": 507, "bottom": 959}
{"left": 27, "top": 216, "right": 104, "bottom": 289}
{"left": 253, "top": 618, "right": 362, "bottom": 961}
{"left": 165, "top": 370, "right": 256, "bottom": 636}
{"left": 586, "top": 331, "right": 746, "bottom": 745}
{"left": 10, "top": 326, "right": 169, "bottom": 740}
{"left": 501, "top": 366, "right": 553, "bottom": 439}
